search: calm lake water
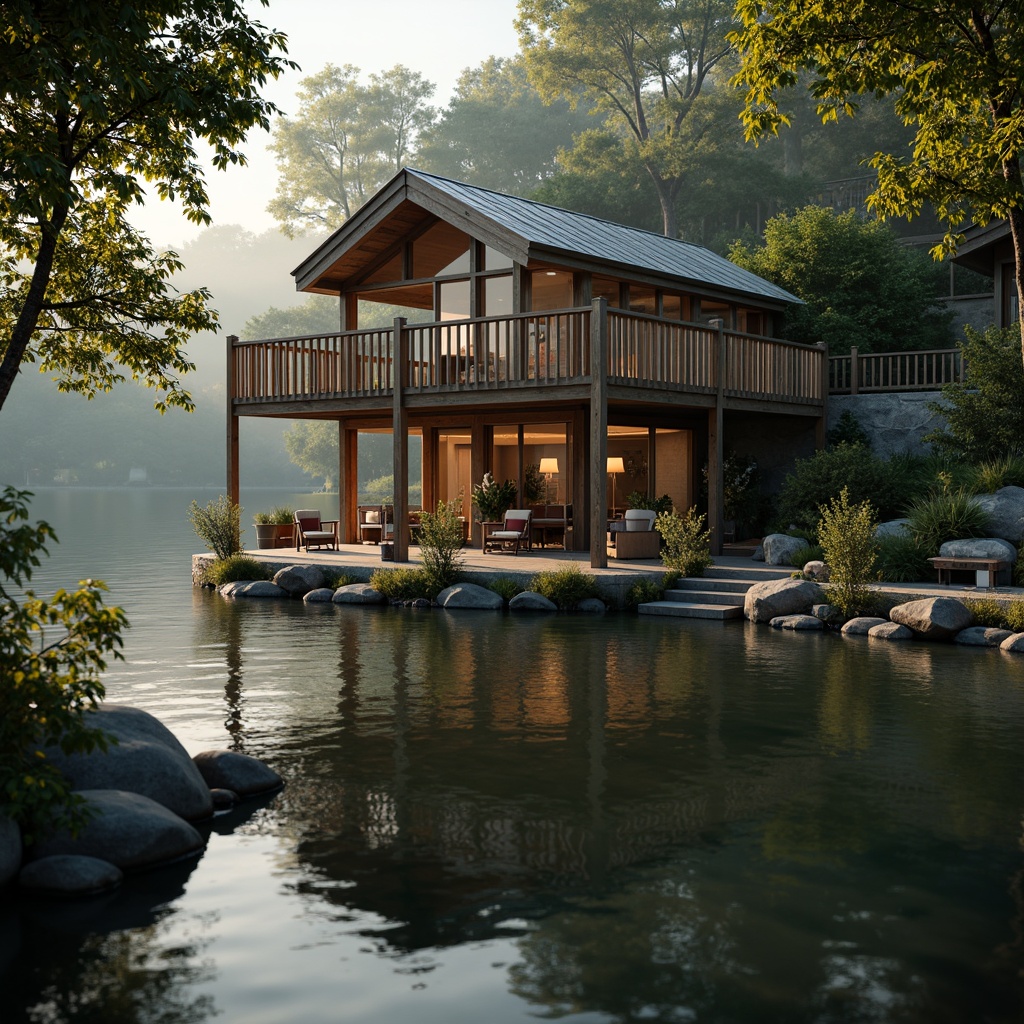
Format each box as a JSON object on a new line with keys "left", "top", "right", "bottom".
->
{"left": 2, "top": 488, "right": 1024, "bottom": 1023}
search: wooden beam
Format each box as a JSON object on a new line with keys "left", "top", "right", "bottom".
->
{"left": 392, "top": 317, "right": 409, "bottom": 562}
{"left": 226, "top": 334, "right": 240, "bottom": 511}
{"left": 340, "top": 423, "right": 358, "bottom": 543}
{"left": 589, "top": 298, "right": 609, "bottom": 568}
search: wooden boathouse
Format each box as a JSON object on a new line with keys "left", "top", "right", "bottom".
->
{"left": 227, "top": 168, "right": 826, "bottom": 566}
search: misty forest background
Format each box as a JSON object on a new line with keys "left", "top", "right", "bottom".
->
{"left": 0, "top": 52, "right": 987, "bottom": 493}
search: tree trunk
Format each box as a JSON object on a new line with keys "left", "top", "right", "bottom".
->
{"left": 0, "top": 210, "right": 66, "bottom": 412}
{"left": 1007, "top": 206, "right": 1024, "bottom": 369}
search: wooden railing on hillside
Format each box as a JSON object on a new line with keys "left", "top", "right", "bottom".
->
{"left": 230, "top": 307, "right": 827, "bottom": 408}
{"left": 828, "top": 346, "right": 963, "bottom": 394}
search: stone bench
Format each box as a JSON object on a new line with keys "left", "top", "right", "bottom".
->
{"left": 927, "top": 556, "right": 1010, "bottom": 590}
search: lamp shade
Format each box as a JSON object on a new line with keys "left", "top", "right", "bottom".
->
{"left": 606, "top": 457, "right": 625, "bottom": 474}
{"left": 538, "top": 457, "right": 559, "bottom": 475}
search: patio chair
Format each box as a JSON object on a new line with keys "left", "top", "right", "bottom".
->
{"left": 484, "top": 509, "right": 532, "bottom": 555}
{"left": 357, "top": 504, "right": 384, "bottom": 544}
{"left": 607, "top": 509, "right": 659, "bottom": 559}
{"left": 294, "top": 509, "right": 338, "bottom": 552}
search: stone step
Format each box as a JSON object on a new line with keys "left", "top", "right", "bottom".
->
{"left": 667, "top": 578, "right": 752, "bottom": 595}
{"left": 664, "top": 587, "right": 746, "bottom": 606}
{"left": 638, "top": 600, "right": 744, "bottom": 620}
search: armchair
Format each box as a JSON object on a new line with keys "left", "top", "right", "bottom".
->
{"left": 294, "top": 509, "right": 338, "bottom": 552}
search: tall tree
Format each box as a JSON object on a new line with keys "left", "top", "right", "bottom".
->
{"left": 418, "top": 56, "right": 588, "bottom": 196}
{"left": 268, "top": 64, "right": 435, "bottom": 236}
{"left": 517, "top": 0, "right": 735, "bottom": 237}
{"left": 729, "top": 206, "right": 953, "bottom": 354}
{"left": 730, "top": 1, "right": 1024, "bottom": 365}
{"left": 0, "top": 0, "right": 294, "bottom": 413}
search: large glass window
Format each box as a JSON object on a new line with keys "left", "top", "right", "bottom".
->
{"left": 524, "top": 422, "right": 567, "bottom": 504}
{"left": 531, "top": 269, "right": 573, "bottom": 311}
{"left": 412, "top": 222, "right": 471, "bottom": 278}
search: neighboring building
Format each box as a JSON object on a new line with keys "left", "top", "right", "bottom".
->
{"left": 228, "top": 169, "right": 826, "bottom": 565}
{"left": 951, "top": 220, "right": 1018, "bottom": 328}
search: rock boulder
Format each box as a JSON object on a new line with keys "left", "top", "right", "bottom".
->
{"left": 973, "top": 486, "right": 1024, "bottom": 543}
{"left": 769, "top": 614, "right": 824, "bottom": 630}
{"left": 44, "top": 704, "right": 213, "bottom": 821}
{"left": 192, "top": 750, "right": 283, "bottom": 798}
{"left": 889, "top": 597, "right": 973, "bottom": 640}
{"left": 0, "top": 814, "right": 21, "bottom": 887}
{"left": 762, "top": 534, "right": 808, "bottom": 566}
{"left": 509, "top": 591, "right": 558, "bottom": 612}
{"left": 938, "top": 537, "right": 1017, "bottom": 563}
{"left": 867, "top": 621, "right": 914, "bottom": 641}
{"left": 30, "top": 790, "right": 204, "bottom": 870}
{"left": 273, "top": 565, "right": 325, "bottom": 597}
{"left": 333, "top": 583, "right": 387, "bottom": 605}
{"left": 954, "top": 626, "right": 1014, "bottom": 647}
{"left": 19, "top": 854, "right": 123, "bottom": 896}
{"left": 436, "top": 583, "right": 504, "bottom": 610}
{"left": 745, "top": 578, "right": 825, "bottom": 623}
{"left": 841, "top": 616, "right": 888, "bottom": 636}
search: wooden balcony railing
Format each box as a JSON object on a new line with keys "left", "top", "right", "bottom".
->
{"left": 230, "top": 307, "right": 828, "bottom": 407}
{"left": 828, "top": 346, "right": 963, "bottom": 394}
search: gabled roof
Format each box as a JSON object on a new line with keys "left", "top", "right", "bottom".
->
{"left": 293, "top": 168, "right": 802, "bottom": 307}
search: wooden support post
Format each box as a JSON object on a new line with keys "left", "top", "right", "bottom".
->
{"left": 849, "top": 345, "right": 859, "bottom": 395}
{"left": 339, "top": 423, "right": 358, "bottom": 543}
{"left": 392, "top": 318, "right": 409, "bottom": 562}
{"left": 816, "top": 342, "right": 829, "bottom": 449}
{"left": 589, "top": 297, "right": 609, "bottom": 568}
{"left": 226, "top": 336, "right": 240, "bottom": 537}
{"left": 709, "top": 318, "right": 726, "bottom": 556}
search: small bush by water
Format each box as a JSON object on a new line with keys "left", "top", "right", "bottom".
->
{"left": 203, "top": 555, "right": 273, "bottom": 586}
{"left": 657, "top": 508, "right": 712, "bottom": 577}
{"left": 817, "top": 487, "right": 879, "bottom": 618}
{"left": 876, "top": 532, "right": 932, "bottom": 583}
{"left": 905, "top": 488, "right": 989, "bottom": 554}
{"left": 624, "top": 571, "right": 679, "bottom": 609}
{"left": 417, "top": 497, "right": 466, "bottom": 598}
{"left": 188, "top": 495, "right": 243, "bottom": 560}
{"left": 488, "top": 577, "right": 524, "bottom": 603}
{"left": 369, "top": 566, "right": 429, "bottom": 601}
{"left": 531, "top": 563, "right": 599, "bottom": 609}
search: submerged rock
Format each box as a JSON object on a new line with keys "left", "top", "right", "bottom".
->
{"left": 954, "top": 626, "right": 1014, "bottom": 647}
{"left": 868, "top": 621, "right": 915, "bottom": 641}
{"left": 769, "top": 614, "right": 824, "bottom": 630}
{"left": 273, "top": 564, "right": 325, "bottom": 597}
{"left": 509, "top": 591, "right": 557, "bottom": 612}
{"left": 332, "top": 583, "right": 386, "bottom": 605}
{"left": 840, "top": 616, "right": 888, "bottom": 636}
{"left": 19, "top": 855, "right": 122, "bottom": 896}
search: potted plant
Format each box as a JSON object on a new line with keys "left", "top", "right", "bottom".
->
{"left": 253, "top": 506, "right": 294, "bottom": 548}
{"left": 471, "top": 472, "right": 518, "bottom": 522}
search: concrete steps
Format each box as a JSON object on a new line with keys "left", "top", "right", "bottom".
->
{"left": 638, "top": 564, "right": 792, "bottom": 621}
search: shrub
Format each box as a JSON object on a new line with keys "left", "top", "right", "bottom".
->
{"left": 624, "top": 576, "right": 670, "bottom": 609}
{"left": 624, "top": 491, "right": 674, "bottom": 516}
{"left": 531, "top": 563, "right": 599, "bottom": 609}
{"left": 876, "top": 532, "right": 932, "bottom": 582}
{"left": 969, "top": 455, "right": 1024, "bottom": 494}
{"left": 817, "top": 487, "right": 879, "bottom": 618}
{"left": 964, "top": 598, "right": 1007, "bottom": 629}
{"left": 472, "top": 472, "right": 518, "bottom": 521}
{"left": 904, "top": 488, "right": 989, "bottom": 554}
{"left": 417, "top": 497, "right": 466, "bottom": 598}
{"left": 776, "top": 443, "right": 904, "bottom": 531}
{"left": 925, "top": 324, "right": 1024, "bottom": 462}
{"left": 790, "top": 543, "right": 824, "bottom": 568}
{"left": 1004, "top": 601, "right": 1024, "bottom": 633}
{"left": 369, "top": 567, "right": 429, "bottom": 601}
{"left": 1, "top": 487, "right": 126, "bottom": 841}
{"left": 188, "top": 494, "right": 242, "bottom": 559}
{"left": 826, "top": 410, "right": 871, "bottom": 449}
{"left": 488, "top": 577, "right": 524, "bottom": 603}
{"left": 253, "top": 505, "right": 294, "bottom": 526}
{"left": 321, "top": 569, "right": 356, "bottom": 590}
{"left": 202, "top": 555, "right": 274, "bottom": 586}
{"left": 656, "top": 508, "right": 713, "bottom": 577}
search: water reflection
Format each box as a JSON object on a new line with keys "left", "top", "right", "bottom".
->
{"left": 184, "top": 599, "right": 1024, "bottom": 1021}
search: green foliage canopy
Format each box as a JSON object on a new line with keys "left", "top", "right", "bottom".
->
{"left": 730, "top": 1, "right": 1024, "bottom": 361}
{"left": 1, "top": 487, "right": 127, "bottom": 839}
{"left": 517, "top": 0, "right": 735, "bottom": 237}
{"left": 729, "top": 206, "right": 953, "bottom": 353}
{"left": 926, "top": 325, "right": 1024, "bottom": 461}
{"left": 268, "top": 63, "right": 435, "bottom": 236}
{"left": 0, "top": 0, "right": 295, "bottom": 412}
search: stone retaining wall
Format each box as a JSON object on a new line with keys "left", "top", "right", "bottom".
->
{"left": 828, "top": 391, "right": 948, "bottom": 457}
